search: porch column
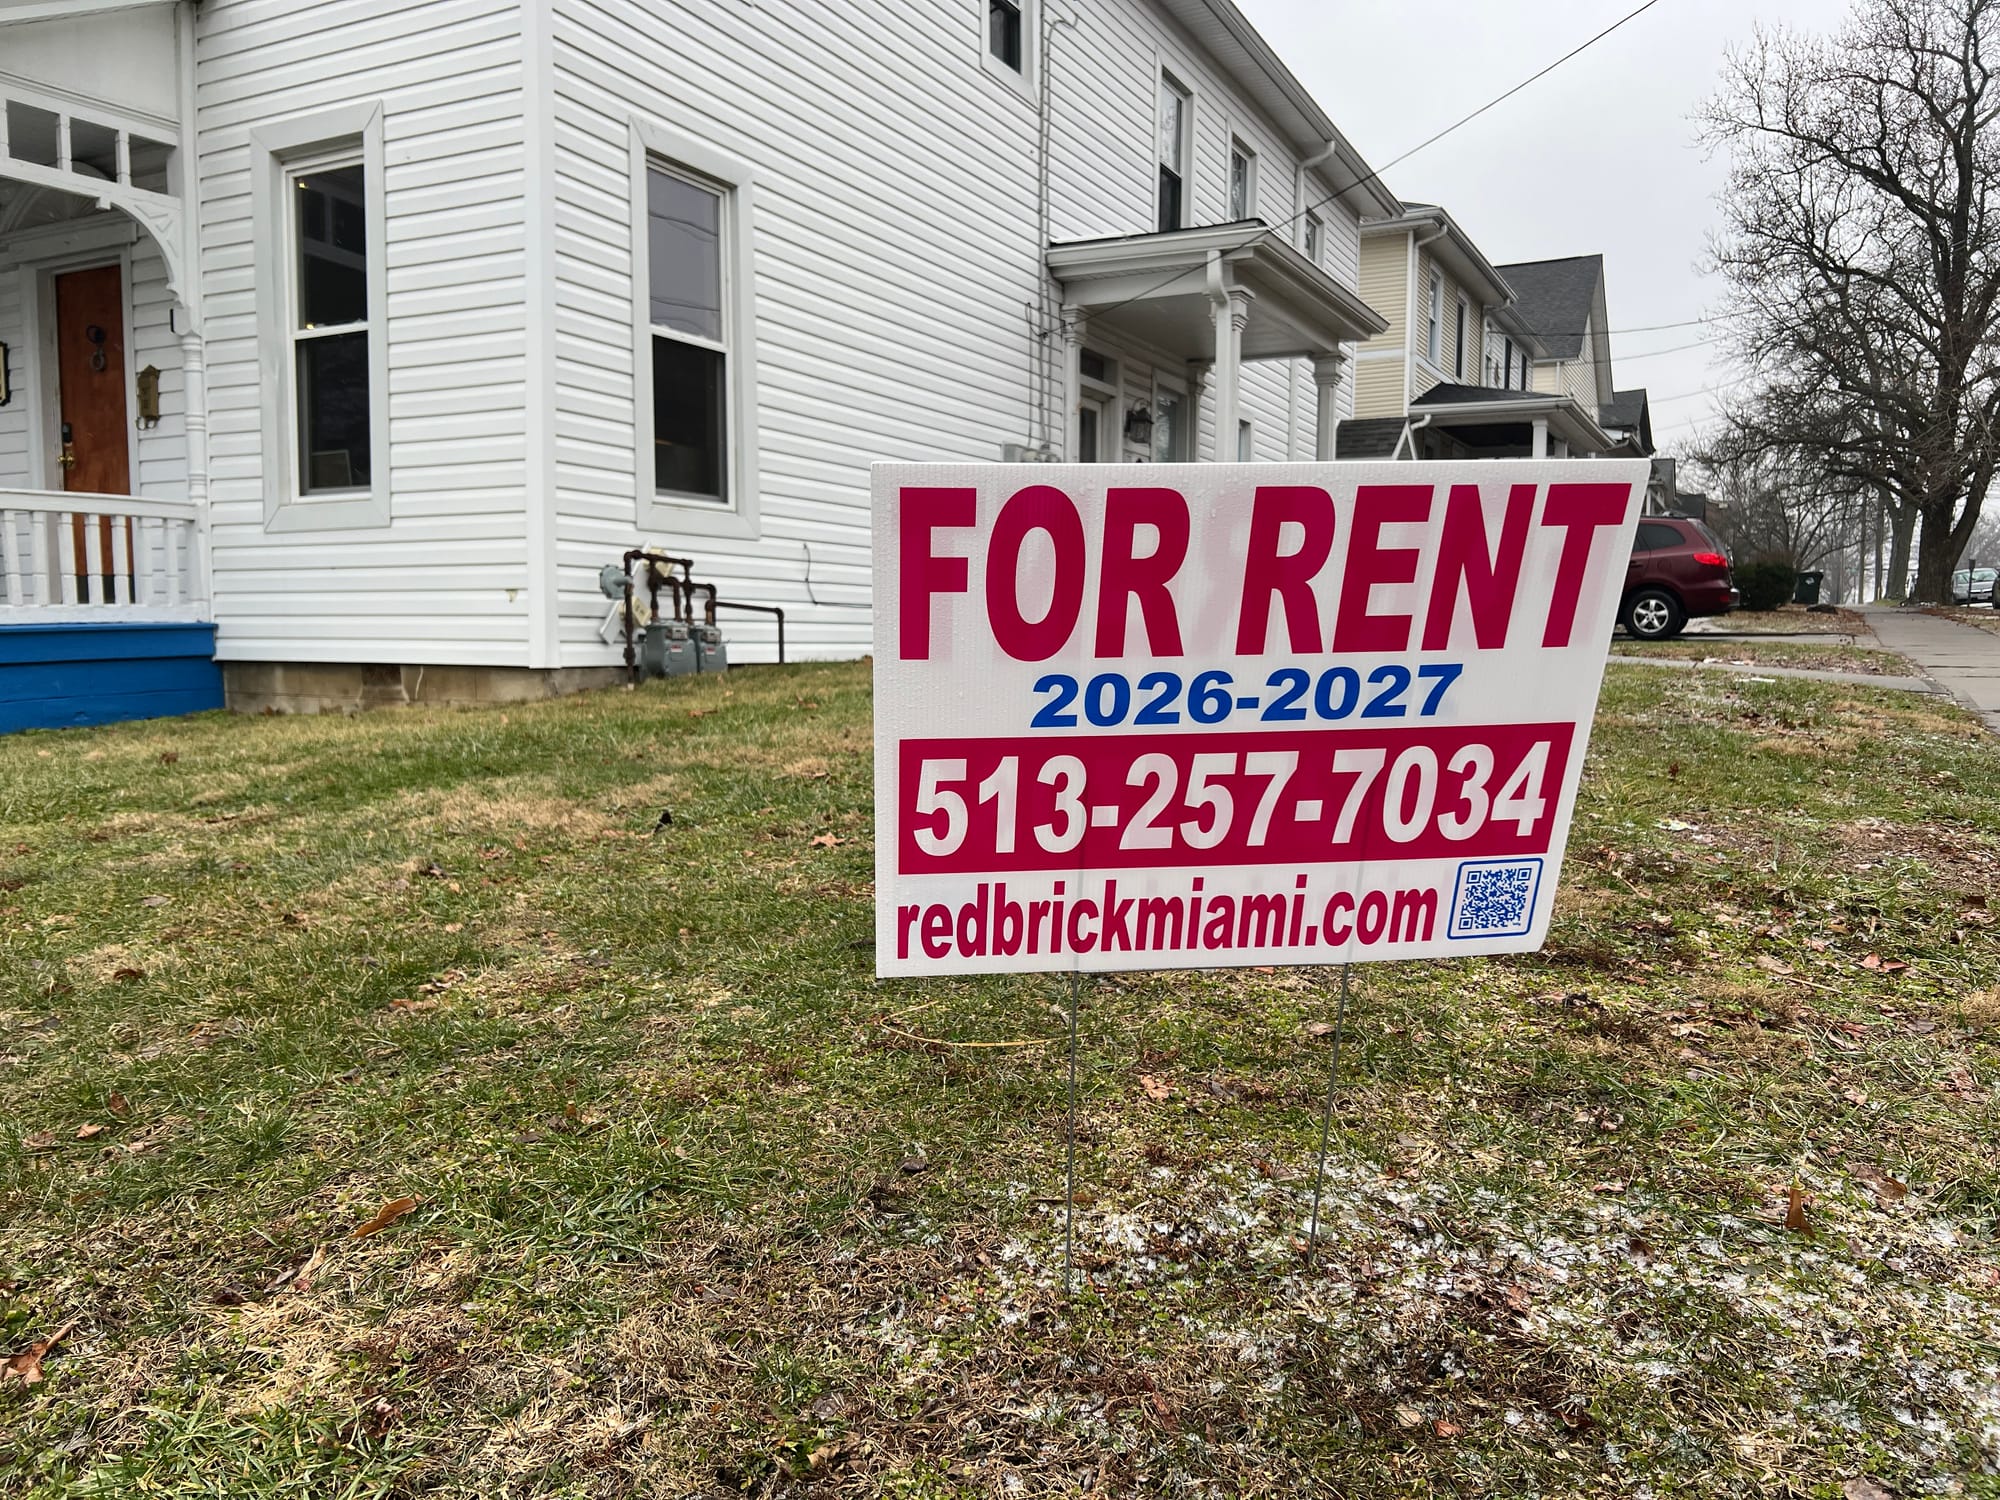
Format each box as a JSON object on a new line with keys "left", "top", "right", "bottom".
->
{"left": 1061, "top": 311, "right": 1086, "bottom": 461}
{"left": 1531, "top": 417, "right": 1549, "bottom": 459}
{"left": 1311, "top": 351, "right": 1348, "bottom": 461}
{"left": 1209, "top": 287, "right": 1254, "bottom": 463}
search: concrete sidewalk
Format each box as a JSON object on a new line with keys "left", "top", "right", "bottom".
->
{"left": 1863, "top": 607, "right": 2000, "bottom": 733}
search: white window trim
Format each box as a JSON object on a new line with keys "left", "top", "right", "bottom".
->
{"left": 979, "top": 0, "right": 1038, "bottom": 98}
{"left": 629, "top": 117, "right": 762, "bottom": 540}
{"left": 1235, "top": 417, "right": 1253, "bottom": 462}
{"left": 1227, "top": 135, "right": 1257, "bottom": 222}
{"left": 1155, "top": 69, "right": 1194, "bottom": 232}
{"left": 1426, "top": 267, "right": 1442, "bottom": 367}
{"left": 250, "top": 102, "right": 389, "bottom": 532}
{"left": 1302, "top": 211, "right": 1323, "bottom": 265}
{"left": 1151, "top": 370, "right": 1190, "bottom": 462}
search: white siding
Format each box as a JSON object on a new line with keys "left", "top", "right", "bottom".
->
{"left": 195, "top": 0, "right": 531, "bottom": 666}
{"left": 0, "top": 271, "right": 25, "bottom": 490}
{"left": 549, "top": 0, "right": 1373, "bottom": 667}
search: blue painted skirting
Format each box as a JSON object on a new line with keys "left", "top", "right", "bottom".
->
{"left": 0, "top": 622, "right": 223, "bottom": 734}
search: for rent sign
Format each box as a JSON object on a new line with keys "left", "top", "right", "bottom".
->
{"left": 872, "top": 461, "right": 1649, "bottom": 978}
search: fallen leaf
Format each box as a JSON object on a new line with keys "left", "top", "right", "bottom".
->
{"left": 1861, "top": 953, "right": 1882, "bottom": 970}
{"left": 1, "top": 1321, "right": 75, "bottom": 1387}
{"left": 351, "top": 1195, "right": 420, "bottom": 1239}
{"left": 1434, "top": 1418, "right": 1464, "bottom": 1437}
{"left": 1785, "top": 1185, "right": 1810, "bottom": 1233}
{"left": 111, "top": 967, "right": 145, "bottom": 984}
{"left": 139, "top": 895, "right": 170, "bottom": 908}
{"left": 106, "top": 1094, "right": 130, "bottom": 1118}
{"left": 1394, "top": 1403, "right": 1423, "bottom": 1428}
{"left": 1138, "top": 1074, "right": 1173, "bottom": 1101}
{"left": 1843, "top": 1479, "right": 1894, "bottom": 1500}
{"left": 810, "top": 833, "right": 845, "bottom": 848}
{"left": 21, "top": 1133, "right": 55, "bottom": 1151}
{"left": 1854, "top": 1164, "right": 1908, "bottom": 1203}
{"left": 75, "top": 1124, "right": 104, "bottom": 1140}
{"left": 1754, "top": 954, "right": 1795, "bottom": 975}
{"left": 1305, "top": 1020, "right": 1338, "bottom": 1036}
{"left": 1590, "top": 1179, "right": 1627, "bottom": 1194}
{"left": 159, "top": 751, "right": 180, "bottom": 766}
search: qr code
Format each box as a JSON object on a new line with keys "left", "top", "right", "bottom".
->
{"left": 1449, "top": 860, "right": 1542, "bottom": 939}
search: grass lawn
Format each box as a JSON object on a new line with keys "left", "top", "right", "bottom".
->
{"left": 3, "top": 662, "right": 1999, "bottom": 1496}
{"left": 1611, "top": 639, "right": 1909, "bottom": 676}
{"left": 1926, "top": 607, "right": 2000, "bottom": 638}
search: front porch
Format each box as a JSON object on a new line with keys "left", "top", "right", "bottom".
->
{"left": 1337, "top": 384, "right": 1618, "bottom": 461}
{"left": 1046, "top": 223, "right": 1389, "bottom": 462}
{"left": 0, "top": 16, "right": 218, "bottom": 731}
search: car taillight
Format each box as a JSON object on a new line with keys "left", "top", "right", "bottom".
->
{"left": 1692, "top": 551, "right": 1728, "bottom": 568}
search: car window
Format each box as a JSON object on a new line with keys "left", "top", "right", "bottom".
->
{"left": 1635, "top": 522, "right": 1684, "bottom": 551}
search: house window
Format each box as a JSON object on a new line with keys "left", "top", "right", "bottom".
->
{"left": 1503, "top": 337, "right": 1516, "bottom": 389}
{"left": 988, "top": 0, "right": 1023, "bottom": 70}
{"left": 1426, "top": 267, "right": 1442, "bottom": 366}
{"left": 1229, "top": 140, "right": 1255, "bottom": 221}
{"left": 1454, "top": 295, "right": 1468, "bottom": 380}
{"left": 1303, "top": 212, "right": 1323, "bottom": 264}
{"left": 291, "top": 159, "right": 372, "bottom": 494}
{"left": 646, "top": 163, "right": 731, "bottom": 504}
{"left": 1236, "top": 419, "right": 1253, "bottom": 462}
{"left": 1483, "top": 318, "right": 1501, "bottom": 386}
{"left": 1157, "top": 73, "right": 1190, "bottom": 233}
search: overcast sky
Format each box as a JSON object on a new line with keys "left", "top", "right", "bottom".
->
{"left": 1235, "top": 0, "right": 1850, "bottom": 455}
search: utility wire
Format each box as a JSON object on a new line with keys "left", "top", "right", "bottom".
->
{"left": 1064, "top": 0, "right": 1667, "bottom": 334}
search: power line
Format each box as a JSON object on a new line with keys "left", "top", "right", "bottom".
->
{"left": 1609, "top": 335, "right": 1723, "bottom": 361}
{"left": 1064, "top": 0, "right": 1669, "bottom": 334}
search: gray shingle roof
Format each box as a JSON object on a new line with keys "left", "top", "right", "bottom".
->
{"left": 1334, "top": 418, "right": 1406, "bottom": 459}
{"left": 1601, "top": 388, "right": 1648, "bottom": 430}
{"left": 1413, "top": 383, "right": 1551, "bottom": 408}
{"left": 1492, "top": 255, "right": 1603, "bottom": 360}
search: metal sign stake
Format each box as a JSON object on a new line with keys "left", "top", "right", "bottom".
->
{"left": 1064, "top": 968, "right": 1082, "bottom": 1300}
{"left": 1304, "top": 964, "right": 1352, "bottom": 1271}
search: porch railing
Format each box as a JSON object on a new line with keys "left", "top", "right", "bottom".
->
{"left": 0, "top": 491, "right": 207, "bottom": 623}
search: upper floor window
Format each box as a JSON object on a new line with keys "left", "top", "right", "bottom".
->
{"left": 1503, "top": 336, "right": 1517, "bottom": 389}
{"left": 989, "top": 1, "right": 1022, "bottom": 71}
{"left": 1303, "top": 212, "right": 1323, "bottom": 265}
{"left": 1229, "top": 140, "right": 1255, "bottom": 221}
{"left": 1454, "top": 296, "right": 1468, "bottom": 379}
{"left": 1157, "top": 73, "right": 1190, "bottom": 233}
{"left": 1425, "top": 266, "right": 1442, "bottom": 366}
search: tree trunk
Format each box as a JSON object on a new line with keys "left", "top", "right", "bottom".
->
{"left": 1886, "top": 506, "right": 1916, "bottom": 600}
{"left": 1912, "top": 504, "right": 1960, "bottom": 603}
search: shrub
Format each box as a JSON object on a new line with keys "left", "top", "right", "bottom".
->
{"left": 1736, "top": 560, "right": 1799, "bottom": 612}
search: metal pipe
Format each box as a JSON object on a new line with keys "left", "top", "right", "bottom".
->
{"left": 707, "top": 598, "right": 787, "bottom": 665}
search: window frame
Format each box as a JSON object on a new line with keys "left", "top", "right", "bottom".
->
{"left": 1156, "top": 71, "right": 1192, "bottom": 233}
{"left": 979, "top": 0, "right": 1037, "bottom": 96}
{"left": 1454, "top": 294, "right": 1468, "bottom": 380}
{"left": 1303, "top": 212, "right": 1323, "bottom": 265}
{"left": 250, "top": 102, "right": 390, "bottom": 532}
{"left": 628, "top": 118, "right": 762, "bottom": 539}
{"left": 1425, "top": 265, "right": 1442, "bottom": 367}
{"left": 1227, "top": 136, "right": 1256, "bottom": 222}
{"left": 1151, "top": 371, "right": 1190, "bottom": 462}
{"left": 1235, "top": 418, "right": 1253, "bottom": 462}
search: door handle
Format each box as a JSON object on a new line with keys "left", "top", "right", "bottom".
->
{"left": 57, "top": 444, "right": 77, "bottom": 470}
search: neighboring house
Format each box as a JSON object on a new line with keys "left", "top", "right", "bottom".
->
{"left": 1339, "top": 204, "right": 1621, "bottom": 462}
{"left": 0, "top": 0, "right": 1394, "bottom": 727}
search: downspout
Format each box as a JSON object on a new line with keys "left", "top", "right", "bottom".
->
{"left": 1392, "top": 412, "right": 1431, "bottom": 462}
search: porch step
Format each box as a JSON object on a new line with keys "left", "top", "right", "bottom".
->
{"left": 0, "top": 622, "right": 223, "bottom": 734}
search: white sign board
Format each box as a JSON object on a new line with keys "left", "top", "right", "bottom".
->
{"left": 873, "top": 461, "right": 1648, "bottom": 978}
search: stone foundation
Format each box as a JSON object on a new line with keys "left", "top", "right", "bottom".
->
{"left": 222, "top": 661, "right": 629, "bottom": 715}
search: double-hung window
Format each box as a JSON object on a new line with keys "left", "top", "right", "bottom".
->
{"left": 1303, "top": 212, "right": 1323, "bottom": 264}
{"left": 1228, "top": 140, "right": 1254, "bottom": 221}
{"left": 1503, "top": 337, "right": 1517, "bottom": 389}
{"left": 1454, "top": 295, "right": 1468, "bottom": 380}
{"left": 631, "top": 122, "right": 761, "bottom": 536}
{"left": 1426, "top": 267, "right": 1442, "bottom": 366}
{"left": 291, "top": 159, "right": 372, "bottom": 495}
{"left": 251, "top": 101, "right": 388, "bottom": 530}
{"left": 1157, "top": 74, "right": 1190, "bottom": 233}
{"left": 646, "top": 164, "right": 729, "bottom": 505}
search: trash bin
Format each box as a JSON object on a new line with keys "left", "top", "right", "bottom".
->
{"left": 1794, "top": 570, "right": 1825, "bottom": 606}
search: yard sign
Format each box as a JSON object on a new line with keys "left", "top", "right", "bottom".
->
{"left": 873, "top": 461, "right": 1649, "bottom": 978}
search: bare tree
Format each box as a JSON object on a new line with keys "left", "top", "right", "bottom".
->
{"left": 1701, "top": 0, "right": 2000, "bottom": 603}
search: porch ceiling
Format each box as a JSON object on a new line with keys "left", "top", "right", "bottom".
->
{"left": 1046, "top": 223, "right": 1388, "bottom": 363}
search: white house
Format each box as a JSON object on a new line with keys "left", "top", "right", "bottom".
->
{"left": 0, "top": 0, "right": 1394, "bottom": 725}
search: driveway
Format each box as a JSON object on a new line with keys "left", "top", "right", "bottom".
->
{"left": 1864, "top": 606, "right": 2000, "bottom": 733}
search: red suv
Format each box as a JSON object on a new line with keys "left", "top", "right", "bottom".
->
{"left": 1621, "top": 516, "right": 1739, "bottom": 639}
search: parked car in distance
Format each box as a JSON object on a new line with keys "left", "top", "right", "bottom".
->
{"left": 1621, "top": 517, "right": 1740, "bottom": 640}
{"left": 1951, "top": 567, "right": 1997, "bottom": 605}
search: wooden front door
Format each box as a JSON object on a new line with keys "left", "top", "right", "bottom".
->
{"left": 53, "top": 265, "right": 132, "bottom": 599}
